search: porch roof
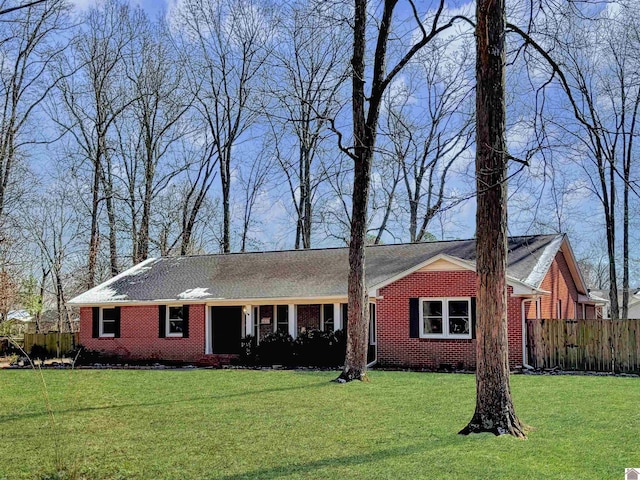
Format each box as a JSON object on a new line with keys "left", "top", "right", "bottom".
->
{"left": 68, "top": 234, "right": 565, "bottom": 306}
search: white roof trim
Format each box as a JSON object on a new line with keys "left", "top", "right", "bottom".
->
{"left": 70, "top": 294, "right": 353, "bottom": 308}
{"left": 559, "top": 237, "right": 589, "bottom": 295}
{"left": 367, "top": 253, "right": 547, "bottom": 297}
{"left": 578, "top": 293, "right": 607, "bottom": 305}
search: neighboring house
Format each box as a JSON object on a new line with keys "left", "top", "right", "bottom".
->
{"left": 587, "top": 289, "right": 640, "bottom": 318}
{"left": 68, "top": 234, "right": 602, "bottom": 369}
{"left": 0, "top": 310, "right": 33, "bottom": 336}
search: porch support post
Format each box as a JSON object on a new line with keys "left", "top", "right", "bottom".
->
{"left": 288, "top": 304, "right": 296, "bottom": 338}
{"left": 334, "top": 302, "right": 342, "bottom": 331}
{"left": 244, "top": 305, "right": 253, "bottom": 337}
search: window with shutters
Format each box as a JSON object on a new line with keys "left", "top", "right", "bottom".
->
{"left": 420, "top": 298, "right": 471, "bottom": 339}
{"left": 167, "top": 306, "right": 184, "bottom": 337}
{"left": 100, "top": 308, "right": 117, "bottom": 337}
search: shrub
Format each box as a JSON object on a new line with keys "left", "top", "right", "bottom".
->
{"left": 294, "top": 329, "right": 332, "bottom": 367}
{"left": 0, "top": 338, "right": 20, "bottom": 356}
{"left": 29, "top": 344, "right": 51, "bottom": 361}
{"left": 238, "top": 329, "right": 346, "bottom": 368}
{"left": 68, "top": 345, "right": 120, "bottom": 366}
{"left": 239, "top": 335, "right": 258, "bottom": 366}
{"left": 257, "top": 330, "right": 295, "bottom": 366}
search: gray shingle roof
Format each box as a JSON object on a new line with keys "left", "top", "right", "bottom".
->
{"left": 68, "top": 234, "right": 565, "bottom": 305}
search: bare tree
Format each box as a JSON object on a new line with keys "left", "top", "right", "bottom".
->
{"left": 116, "top": 11, "right": 193, "bottom": 263}
{"left": 237, "top": 144, "right": 273, "bottom": 252}
{"left": 377, "top": 45, "right": 474, "bottom": 243}
{"left": 514, "top": 3, "right": 640, "bottom": 318}
{"left": 52, "top": 0, "right": 137, "bottom": 286}
{"left": 336, "top": 0, "right": 464, "bottom": 382}
{"left": 22, "top": 180, "right": 80, "bottom": 335}
{"left": 266, "top": 0, "right": 349, "bottom": 249}
{"left": 0, "top": 0, "right": 68, "bottom": 238}
{"left": 174, "top": 0, "right": 274, "bottom": 253}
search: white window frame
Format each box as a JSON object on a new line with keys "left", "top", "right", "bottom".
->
{"left": 99, "top": 307, "right": 117, "bottom": 338}
{"left": 275, "top": 305, "right": 289, "bottom": 333}
{"left": 166, "top": 305, "right": 185, "bottom": 338}
{"left": 419, "top": 297, "right": 472, "bottom": 339}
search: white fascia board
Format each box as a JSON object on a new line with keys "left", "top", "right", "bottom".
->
{"left": 559, "top": 237, "right": 589, "bottom": 295}
{"left": 578, "top": 293, "right": 608, "bottom": 305}
{"left": 367, "top": 254, "right": 476, "bottom": 297}
{"left": 367, "top": 253, "right": 546, "bottom": 298}
{"left": 70, "top": 294, "right": 350, "bottom": 308}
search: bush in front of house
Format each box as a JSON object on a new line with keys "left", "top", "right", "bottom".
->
{"left": 256, "top": 330, "right": 295, "bottom": 366}
{"left": 29, "top": 344, "right": 52, "bottom": 361}
{"left": 239, "top": 335, "right": 258, "bottom": 366}
{"left": 69, "top": 345, "right": 121, "bottom": 366}
{"left": 240, "top": 329, "right": 346, "bottom": 368}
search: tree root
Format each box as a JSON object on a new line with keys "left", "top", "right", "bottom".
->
{"left": 333, "top": 368, "right": 369, "bottom": 383}
{"left": 459, "top": 412, "right": 527, "bottom": 438}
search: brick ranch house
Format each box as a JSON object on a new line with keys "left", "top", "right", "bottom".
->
{"left": 68, "top": 234, "right": 605, "bottom": 369}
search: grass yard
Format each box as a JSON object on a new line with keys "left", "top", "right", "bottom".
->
{"left": 0, "top": 369, "right": 638, "bottom": 480}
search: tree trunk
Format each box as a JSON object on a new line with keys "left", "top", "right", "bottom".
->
{"left": 459, "top": 0, "right": 525, "bottom": 438}
{"left": 87, "top": 158, "right": 100, "bottom": 289}
{"left": 221, "top": 153, "right": 231, "bottom": 253}
{"left": 336, "top": 0, "right": 369, "bottom": 382}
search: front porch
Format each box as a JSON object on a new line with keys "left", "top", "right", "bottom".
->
{"left": 203, "top": 301, "right": 376, "bottom": 365}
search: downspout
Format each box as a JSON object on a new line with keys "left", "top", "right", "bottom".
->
{"left": 521, "top": 298, "right": 534, "bottom": 369}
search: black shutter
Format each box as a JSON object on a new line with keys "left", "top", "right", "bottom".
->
{"left": 182, "top": 305, "right": 189, "bottom": 338}
{"left": 92, "top": 307, "right": 99, "bottom": 338}
{"left": 159, "top": 305, "right": 166, "bottom": 338}
{"left": 114, "top": 307, "right": 121, "bottom": 338}
{"left": 471, "top": 297, "right": 477, "bottom": 339}
{"left": 409, "top": 298, "right": 420, "bottom": 338}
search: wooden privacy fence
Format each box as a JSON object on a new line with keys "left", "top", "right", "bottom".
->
{"left": 23, "top": 332, "right": 79, "bottom": 357}
{"left": 526, "top": 318, "right": 640, "bottom": 373}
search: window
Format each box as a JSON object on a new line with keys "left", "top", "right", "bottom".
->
{"left": 100, "top": 307, "right": 117, "bottom": 337}
{"left": 322, "top": 304, "right": 334, "bottom": 332}
{"left": 556, "top": 300, "right": 562, "bottom": 319}
{"left": 276, "top": 305, "right": 289, "bottom": 333}
{"left": 167, "top": 306, "right": 184, "bottom": 337}
{"left": 420, "top": 298, "right": 471, "bottom": 339}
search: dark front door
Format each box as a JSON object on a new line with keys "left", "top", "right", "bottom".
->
{"left": 212, "top": 306, "right": 243, "bottom": 354}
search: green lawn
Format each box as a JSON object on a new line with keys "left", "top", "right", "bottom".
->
{"left": 0, "top": 369, "right": 638, "bottom": 480}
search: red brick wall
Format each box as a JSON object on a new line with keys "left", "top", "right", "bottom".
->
{"left": 524, "top": 250, "right": 588, "bottom": 319}
{"left": 377, "top": 270, "right": 523, "bottom": 370}
{"left": 296, "top": 304, "right": 321, "bottom": 333}
{"left": 79, "top": 304, "right": 206, "bottom": 362}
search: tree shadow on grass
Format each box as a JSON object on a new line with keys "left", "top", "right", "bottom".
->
{"left": 1, "top": 381, "right": 329, "bottom": 423}
{"left": 210, "top": 442, "right": 431, "bottom": 480}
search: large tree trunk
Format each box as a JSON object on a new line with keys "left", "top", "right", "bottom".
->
{"left": 336, "top": 0, "right": 370, "bottom": 382}
{"left": 459, "top": 0, "right": 525, "bottom": 438}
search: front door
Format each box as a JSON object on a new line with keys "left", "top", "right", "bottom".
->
{"left": 211, "top": 306, "right": 243, "bottom": 354}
